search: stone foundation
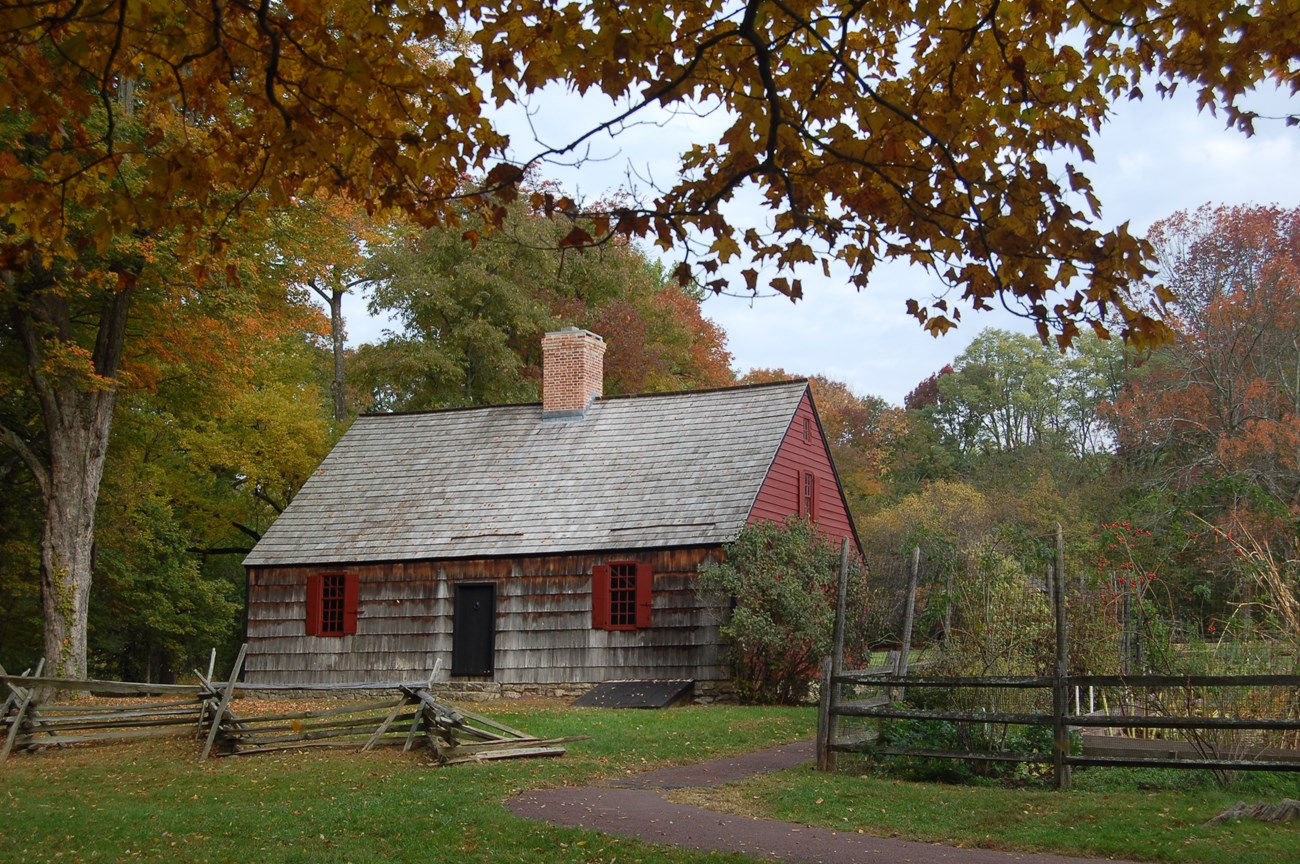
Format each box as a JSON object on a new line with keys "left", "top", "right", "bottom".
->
{"left": 430, "top": 678, "right": 736, "bottom": 704}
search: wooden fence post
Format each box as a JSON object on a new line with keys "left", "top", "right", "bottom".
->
{"left": 1053, "top": 523, "right": 1072, "bottom": 790}
{"left": 816, "top": 656, "right": 834, "bottom": 771}
{"left": 821, "top": 540, "right": 852, "bottom": 774}
{"left": 895, "top": 546, "right": 921, "bottom": 702}
{"left": 201, "top": 643, "right": 247, "bottom": 761}
{"left": 831, "top": 538, "right": 850, "bottom": 681}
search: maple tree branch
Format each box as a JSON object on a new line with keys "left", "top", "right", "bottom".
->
{"left": 254, "top": 0, "right": 292, "bottom": 128}
{"left": 231, "top": 522, "right": 264, "bottom": 543}
{"left": 97, "top": 0, "right": 127, "bottom": 159}
{"left": 510, "top": 26, "right": 738, "bottom": 192}
{"left": 92, "top": 277, "right": 132, "bottom": 378}
{"left": 190, "top": 546, "right": 255, "bottom": 557}
{"left": 9, "top": 288, "right": 60, "bottom": 426}
{"left": 251, "top": 487, "right": 286, "bottom": 515}
{"left": 0, "top": 420, "right": 49, "bottom": 501}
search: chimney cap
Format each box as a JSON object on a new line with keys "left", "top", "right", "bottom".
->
{"left": 546, "top": 326, "right": 603, "bottom": 340}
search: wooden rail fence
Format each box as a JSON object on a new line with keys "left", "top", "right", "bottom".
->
{"left": 1, "top": 647, "right": 576, "bottom": 765}
{"left": 816, "top": 528, "right": 1300, "bottom": 786}
{"left": 819, "top": 669, "right": 1300, "bottom": 785}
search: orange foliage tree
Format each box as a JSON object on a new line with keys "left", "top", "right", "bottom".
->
{"left": 1112, "top": 205, "right": 1300, "bottom": 560}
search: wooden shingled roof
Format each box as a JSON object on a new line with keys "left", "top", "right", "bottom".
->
{"left": 244, "top": 379, "right": 810, "bottom": 566}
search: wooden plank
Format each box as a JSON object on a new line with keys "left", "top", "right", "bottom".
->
{"left": 1069, "top": 754, "right": 1300, "bottom": 772}
{"left": 0, "top": 659, "right": 41, "bottom": 763}
{"left": 216, "top": 714, "right": 417, "bottom": 738}
{"left": 449, "top": 703, "right": 532, "bottom": 740}
{"left": 438, "top": 746, "right": 566, "bottom": 765}
{"left": 439, "top": 735, "right": 583, "bottom": 757}
{"left": 201, "top": 643, "right": 247, "bottom": 761}
{"left": 360, "top": 698, "right": 410, "bottom": 752}
{"left": 231, "top": 716, "right": 419, "bottom": 746}
{"left": 836, "top": 673, "right": 1053, "bottom": 688}
{"left": 858, "top": 746, "right": 1052, "bottom": 763}
{"left": 229, "top": 700, "right": 400, "bottom": 724}
{"left": 34, "top": 698, "right": 200, "bottom": 714}
{"left": 1082, "top": 733, "right": 1300, "bottom": 763}
{"left": 835, "top": 705, "right": 1052, "bottom": 725}
{"left": 23, "top": 726, "right": 191, "bottom": 746}
{"left": 1070, "top": 673, "right": 1300, "bottom": 687}
{"left": 1068, "top": 714, "right": 1300, "bottom": 732}
{"left": 25, "top": 714, "right": 201, "bottom": 734}
{"left": 403, "top": 708, "right": 425, "bottom": 752}
{"left": 221, "top": 739, "right": 408, "bottom": 757}
{"left": 0, "top": 662, "right": 23, "bottom": 715}
{"left": 0, "top": 674, "right": 199, "bottom": 696}
{"left": 233, "top": 680, "right": 429, "bottom": 691}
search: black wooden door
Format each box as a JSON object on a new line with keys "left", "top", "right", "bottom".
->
{"left": 452, "top": 583, "right": 496, "bottom": 676}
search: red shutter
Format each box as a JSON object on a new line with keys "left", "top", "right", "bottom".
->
{"left": 342, "top": 572, "right": 360, "bottom": 635}
{"left": 592, "top": 564, "right": 610, "bottom": 629}
{"left": 305, "top": 574, "right": 322, "bottom": 636}
{"left": 635, "top": 562, "right": 653, "bottom": 628}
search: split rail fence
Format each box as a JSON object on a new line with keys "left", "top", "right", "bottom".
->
{"left": 1, "top": 646, "right": 576, "bottom": 765}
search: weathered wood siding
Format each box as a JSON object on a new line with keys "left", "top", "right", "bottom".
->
{"left": 747, "top": 390, "right": 858, "bottom": 550}
{"left": 245, "top": 547, "right": 728, "bottom": 686}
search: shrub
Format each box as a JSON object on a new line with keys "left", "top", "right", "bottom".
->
{"left": 698, "top": 517, "right": 869, "bottom": 704}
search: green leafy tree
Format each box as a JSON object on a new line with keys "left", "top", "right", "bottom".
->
{"left": 90, "top": 496, "right": 239, "bottom": 683}
{"left": 355, "top": 198, "right": 733, "bottom": 411}
{"left": 699, "top": 517, "right": 868, "bottom": 704}
{"left": 934, "top": 330, "right": 1065, "bottom": 455}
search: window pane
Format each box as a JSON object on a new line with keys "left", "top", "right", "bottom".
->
{"left": 609, "top": 563, "right": 637, "bottom": 627}
{"left": 321, "top": 573, "right": 346, "bottom": 635}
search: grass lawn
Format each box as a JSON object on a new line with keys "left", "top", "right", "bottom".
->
{"left": 8, "top": 699, "right": 1300, "bottom": 864}
{"left": 3, "top": 700, "right": 809, "bottom": 864}
{"left": 670, "top": 757, "right": 1300, "bottom": 864}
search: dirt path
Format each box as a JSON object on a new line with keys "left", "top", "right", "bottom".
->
{"left": 507, "top": 739, "right": 1139, "bottom": 864}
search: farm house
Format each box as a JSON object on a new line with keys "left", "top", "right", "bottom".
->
{"left": 242, "top": 328, "right": 861, "bottom": 698}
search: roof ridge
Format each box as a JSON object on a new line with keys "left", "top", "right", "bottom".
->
{"left": 360, "top": 378, "right": 809, "bottom": 419}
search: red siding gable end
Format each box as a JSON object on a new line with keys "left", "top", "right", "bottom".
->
{"left": 747, "top": 388, "right": 860, "bottom": 554}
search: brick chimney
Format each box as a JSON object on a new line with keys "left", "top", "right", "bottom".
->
{"left": 542, "top": 328, "right": 605, "bottom": 417}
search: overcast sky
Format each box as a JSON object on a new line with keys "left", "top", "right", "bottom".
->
{"left": 342, "top": 81, "right": 1299, "bottom": 407}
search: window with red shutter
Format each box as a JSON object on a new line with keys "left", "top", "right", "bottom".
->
{"left": 592, "top": 561, "right": 653, "bottom": 630}
{"left": 307, "top": 572, "right": 358, "bottom": 637}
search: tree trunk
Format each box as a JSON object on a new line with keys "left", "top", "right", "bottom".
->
{"left": 7, "top": 280, "right": 132, "bottom": 681}
{"left": 329, "top": 287, "right": 346, "bottom": 422}
{"left": 40, "top": 385, "right": 118, "bottom": 678}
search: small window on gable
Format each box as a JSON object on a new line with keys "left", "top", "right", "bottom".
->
{"left": 592, "top": 561, "right": 652, "bottom": 630}
{"left": 803, "top": 416, "right": 812, "bottom": 443}
{"left": 306, "top": 572, "right": 359, "bottom": 637}
{"left": 798, "top": 470, "right": 817, "bottom": 519}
